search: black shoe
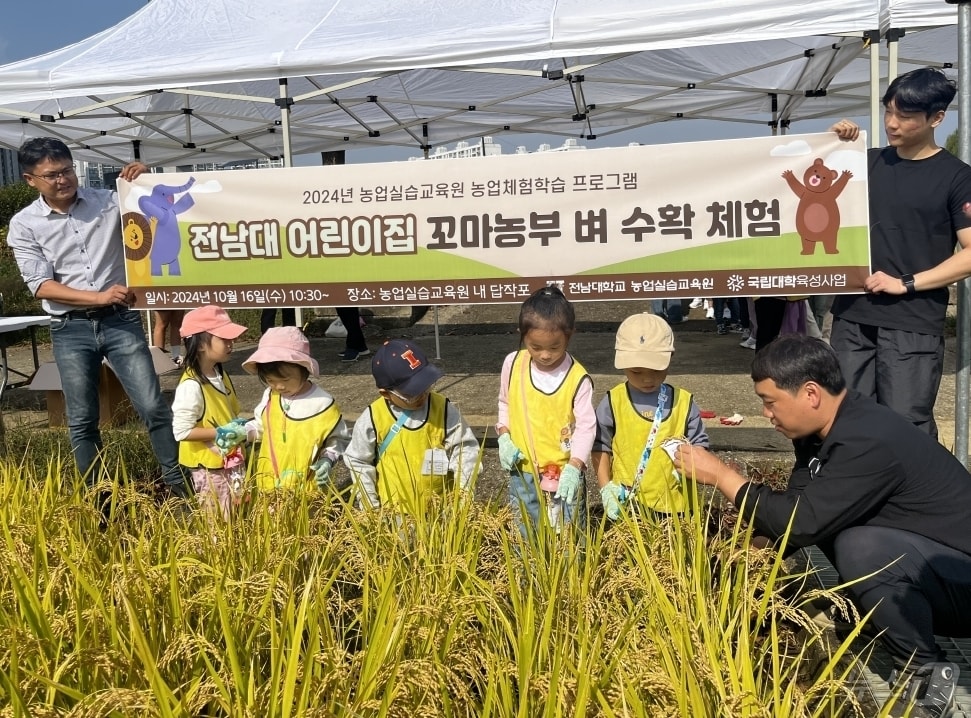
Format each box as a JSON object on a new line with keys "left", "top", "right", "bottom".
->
{"left": 338, "top": 348, "right": 371, "bottom": 362}
{"left": 885, "top": 662, "right": 959, "bottom": 718}
{"left": 163, "top": 472, "right": 195, "bottom": 502}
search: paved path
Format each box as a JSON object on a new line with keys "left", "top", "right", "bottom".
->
{"left": 0, "top": 301, "right": 965, "bottom": 461}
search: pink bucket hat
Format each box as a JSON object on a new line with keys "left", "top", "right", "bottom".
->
{"left": 180, "top": 305, "right": 247, "bottom": 340}
{"left": 242, "top": 326, "right": 319, "bottom": 376}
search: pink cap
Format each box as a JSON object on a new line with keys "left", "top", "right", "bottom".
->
{"left": 180, "top": 305, "right": 247, "bottom": 340}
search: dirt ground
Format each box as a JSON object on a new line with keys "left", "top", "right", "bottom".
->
{"left": 0, "top": 300, "right": 964, "bottom": 503}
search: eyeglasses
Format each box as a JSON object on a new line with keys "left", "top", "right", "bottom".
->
{"left": 387, "top": 388, "right": 426, "bottom": 404}
{"left": 26, "top": 167, "right": 76, "bottom": 183}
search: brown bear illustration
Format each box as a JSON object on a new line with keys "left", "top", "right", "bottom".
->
{"left": 782, "top": 158, "right": 853, "bottom": 255}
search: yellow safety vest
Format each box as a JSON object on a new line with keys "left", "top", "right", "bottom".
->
{"left": 607, "top": 382, "right": 692, "bottom": 514}
{"left": 178, "top": 368, "right": 241, "bottom": 469}
{"left": 370, "top": 391, "right": 449, "bottom": 514}
{"left": 507, "top": 349, "right": 589, "bottom": 477}
{"left": 254, "top": 393, "right": 341, "bottom": 492}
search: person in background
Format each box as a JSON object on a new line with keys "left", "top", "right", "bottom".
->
{"left": 829, "top": 68, "right": 971, "bottom": 438}
{"left": 6, "top": 136, "right": 191, "bottom": 504}
{"left": 336, "top": 307, "right": 370, "bottom": 362}
{"left": 713, "top": 297, "right": 742, "bottom": 335}
{"left": 260, "top": 307, "right": 296, "bottom": 335}
{"left": 739, "top": 297, "right": 758, "bottom": 350}
{"left": 650, "top": 297, "right": 684, "bottom": 325}
{"left": 153, "top": 309, "right": 185, "bottom": 365}
{"left": 496, "top": 286, "right": 595, "bottom": 537}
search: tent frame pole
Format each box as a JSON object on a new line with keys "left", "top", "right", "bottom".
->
{"left": 869, "top": 30, "right": 881, "bottom": 142}
{"left": 954, "top": 0, "right": 971, "bottom": 466}
{"left": 277, "top": 78, "right": 304, "bottom": 327}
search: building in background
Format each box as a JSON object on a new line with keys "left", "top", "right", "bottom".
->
{"left": 515, "top": 138, "right": 587, "bottom": 154}
{"left": 72, "top": 157, "right": 286, "bottom": 189}
{"left": 75, "top": 160, "right": 122, "bottom": 190}
{"left": 170, "top": 158, "right": 285, "bottom": 173}
{"left": 0, "top": 147, "right": 20, "bottom": 186}
{"left": 411, "top": 136, "right": 588, "bottom": 161}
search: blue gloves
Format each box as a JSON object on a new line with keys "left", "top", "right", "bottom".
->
{"left": 554, "top": 463, "right": 583, "bottom": 503}
{"left": 310, "top": 457, "right": 333, "bottom": 488}
{"left": 215, "top": 419, "right": 247, "bottom": 451}
{"left": 498, "top": 433, "right": 523, "bottom": 471}
{"left": 600, "top": 483, "right": 624, "bottom": 521}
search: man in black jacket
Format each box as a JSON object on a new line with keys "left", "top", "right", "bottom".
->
{"left": 675, "top": 334, "right": 971, "bottom": 717}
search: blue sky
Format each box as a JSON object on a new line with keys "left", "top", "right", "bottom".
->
{"left": 0, "top": 2, "right": 957, "bottom": 163}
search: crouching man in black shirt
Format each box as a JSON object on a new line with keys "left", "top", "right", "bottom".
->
{"left": 675, "top": 334, "right": 971, "bottom": 718}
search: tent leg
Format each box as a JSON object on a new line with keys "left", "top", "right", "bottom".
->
{"left": 277, "top": 78, "right": 303, "bottom": 327}
{"left": 954, "top": 2, "right": 971, "bottom": 467}
{"left": 434, "top": 306, "right": 441, "bottom": 360}
{"left": 869, "top": 32, "right": 881, "bottom": 145}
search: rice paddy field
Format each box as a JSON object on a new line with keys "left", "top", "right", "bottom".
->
{"left": 0, "top": 426, "right": 901, "bottom": 717}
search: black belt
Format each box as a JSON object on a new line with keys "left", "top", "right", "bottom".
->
{"left": 63, "top": 304, "right": 128, "bottom": 320}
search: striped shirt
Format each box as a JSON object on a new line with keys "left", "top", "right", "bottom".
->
{"left": 7, "top": 187, "right": 128, "bottom": 316}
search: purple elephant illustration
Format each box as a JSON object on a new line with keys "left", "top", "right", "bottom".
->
{"left": 138, "top": 177, "right": 196, "bottom": 276}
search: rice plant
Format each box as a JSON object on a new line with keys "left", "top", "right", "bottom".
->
{"left": 0, "top": 451, "right": 872, "bottom": 717}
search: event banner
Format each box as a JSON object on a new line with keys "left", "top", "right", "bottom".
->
{"left": 119, "top": 132, "right": 870, "bottom": 309}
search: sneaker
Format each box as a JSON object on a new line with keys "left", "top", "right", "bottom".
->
{"left": 338, "top": 348, "right": 371, "bottom": 362}
{"left": 689, "top": 298, "right": 703, "bottom": 309}
{"left": 885, "top": 662, "right": 959, "bottom": 718}
{"left": 716, "top": 324, "right": 729, "bottom": 335}
{"left": 729, "top": 323, "right": 746, "bottom": 334}
{"left": 723, "top": 307, "right": 733, "bottom": 319}
{"left": 740, "top": 328, "right": 751, "bottom": 341}
{"left": 705, "top": 307, "right": 715, "bottom": 319}
{"left": 740, "top": 336, "right": 757, "bottom": 350}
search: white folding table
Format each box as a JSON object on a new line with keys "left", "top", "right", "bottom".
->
{"left": 0, "top": 315, "right": 51, "bottom": 402}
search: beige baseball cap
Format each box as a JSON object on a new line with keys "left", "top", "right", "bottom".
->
{"left": 614, "top": 313, "right": 675, "bottom": 370}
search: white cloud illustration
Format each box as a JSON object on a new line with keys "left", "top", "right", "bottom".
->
{"left": 770, "top": 140, "right": 812, "bottom": 158}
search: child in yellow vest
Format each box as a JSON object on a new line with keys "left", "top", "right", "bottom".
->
{"left": 592, "top": 313, "right": 709, "bottom": 521}
{"left": 343, "top": 339, "right": 479, "bottom": 514}
{"left": 215, "top": 326, "right": 350, "bottom": 492}
{"left": 171, "top": 305, "right": 248, "bottom": 519}
{"left": 496, "top": 286, "right": 596, "bottom": 536}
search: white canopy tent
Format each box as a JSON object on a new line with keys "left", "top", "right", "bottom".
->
{"left": 0, "top": 0, "right": 956, "bottom": 167}
{"left": 0, "top": 0, "right": 967, "bottom": 460}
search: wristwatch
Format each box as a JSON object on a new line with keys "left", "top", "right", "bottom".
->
{"left": 900, "top": 273, "right": 916, "bottom": 295}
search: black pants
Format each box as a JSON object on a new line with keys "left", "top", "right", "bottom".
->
{"left": 260, "top": 308, "right": 296, "bottom": 335}
{"left": 335, "top": 307, "right": 367, "bottom": 352}
{"left": 825, "top": 525, "right": 971, "bottom": 666}
{"left": 754, "top": 297, "right": 786, "bottom": 350}
{"left": 830, "top": 317, "right": 944, "bottom": 438}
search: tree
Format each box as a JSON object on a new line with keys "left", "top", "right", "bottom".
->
{"left": 0, "top": 182, "right": 40, "bottom": 316}
{"left": 946, "top": 129, "right": 958, "bottom": 156}
{"left": 0, "top": 181, "right": 37, "bottom": 228}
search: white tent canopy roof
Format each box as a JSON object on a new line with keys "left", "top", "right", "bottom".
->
{"left": 0, "top": 0, "right": 959, "bottom": 165}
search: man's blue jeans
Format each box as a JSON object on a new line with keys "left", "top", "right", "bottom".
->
{"left": 49, "top": 310, "right": 184, "bottom": 493}
{"left": 650, "top": 299, "right": 683, "bottom": 324}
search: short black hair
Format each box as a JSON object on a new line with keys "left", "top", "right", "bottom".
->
{"left": 18, "top": 137, "right": 73, "bottom": 173}
{"left": 883, "top": 67, "right": 957, "bottom": 117}
{"left": 751, "top": 335, "right": 845, "bottom": 395}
